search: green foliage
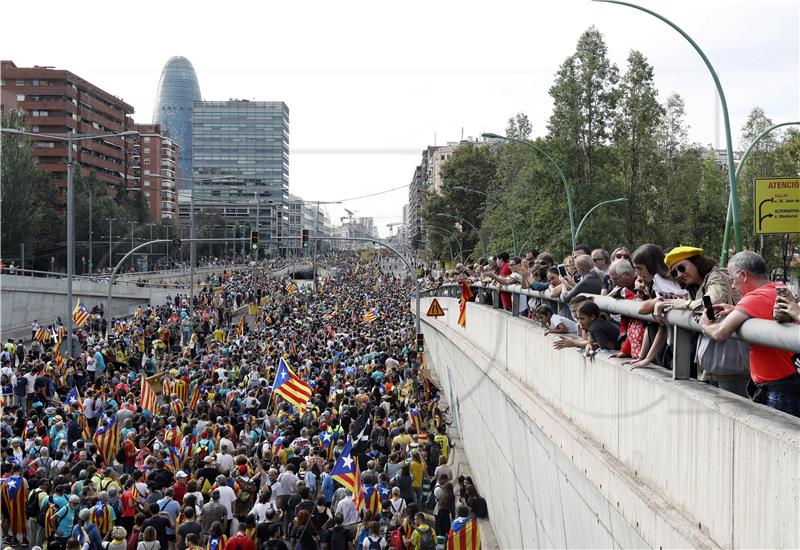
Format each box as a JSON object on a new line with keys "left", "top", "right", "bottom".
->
{"left": 421, "top": 26, "right": 799, "bottom": 272}
{"left": 1, "top": 110, "right": 63, "bottom": 269}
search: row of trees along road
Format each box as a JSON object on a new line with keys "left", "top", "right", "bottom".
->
{"left": 421, "top": 27, "right": 799, "bottom": 276}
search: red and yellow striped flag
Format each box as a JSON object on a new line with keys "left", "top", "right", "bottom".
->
{"left": 92, "top": 416, "right": 120, "bottom": 465}
{"left": 447, "top": 517, "right": 481, "bottom": 550}
{"left": 1, "top": 476, "right": 28, "bottom": 535}
{"left": 140, "top": 376, "right": 157, "bottom": 414}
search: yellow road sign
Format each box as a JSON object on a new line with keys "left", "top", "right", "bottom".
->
{"left": 426, "top": 298, "right": 445, "bottom": 317}
{"left": 754, "top": 178, "right": 800, "bottom": 234}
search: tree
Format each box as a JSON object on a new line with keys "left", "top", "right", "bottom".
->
{"left": 548, "top": 26, "right": 619, "bottom": 197}
{"left": 658, "top": 93, "right": 689, "bottom": 161}
{"left": 420, "top": 143, "right": 496, "bottom": 262}
{"left": 505, "top": 112, "right": 532, "bottom": 140}
{"left": 0, "top": 110, "right": 63, "bottom": 270}
{"left": 612, "top": 50, "right": 664, "bottom": 246}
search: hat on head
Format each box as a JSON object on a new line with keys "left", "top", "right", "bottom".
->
{"left": 203, "top": 455, "right": 215, "bottom": 464}
{"left": 664, "top": 246, "right": 704, "bottom": 268}
{"left": 175, "top": 471, "right": 188, "bottom": 478}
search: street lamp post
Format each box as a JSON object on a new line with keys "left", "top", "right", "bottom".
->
{"left": 574, "top": 198, "right": 628, "bottom": 243}
{"left": 436, "top": 213, "right": 485, "bottom": 256}
{"left": 594, "top": 0, "right": 744, "bottom": 254}
{"left": 106, "top": 218, "right": 116, "bottom": 269}
{"left": 453, "top": 185, "right": 518, "bottom": 255}
{"left": 0, "top": 128, "right": 138, "bottom": 355}
{"left": 88, "top": 188, "right": 93, "bottom": 273}
{"left": 482, "top": 132, "right": 576, "bottom": 251}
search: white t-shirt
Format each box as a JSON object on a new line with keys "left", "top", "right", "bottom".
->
{"left": 215, "top": 484, "right": 236, "bottom": 519}
{"left": 549, "top": 314, "right": 578, "bottom": 334}
{"left": 653, "top": 274, "right": 687, "bottom": 299}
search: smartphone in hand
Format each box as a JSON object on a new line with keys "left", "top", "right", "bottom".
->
{"left": 702, "top": 295, "right": 715, "bottom": 321}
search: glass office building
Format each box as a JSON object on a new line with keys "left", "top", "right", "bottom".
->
{"left": 186, "top": 100, "right": 290, "bottom": 256}
{"left": 153, "top": 56, "right": 201, "bottom": 183}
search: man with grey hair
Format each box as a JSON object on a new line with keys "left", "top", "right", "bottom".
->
{"left": 703, "top": 251, "right": 800, "bottom": 416}
{"left": 606, "top": 259, "right": 636, "bottom": 298}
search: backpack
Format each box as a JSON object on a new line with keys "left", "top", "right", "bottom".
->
{"left": 425, "top": 484, "right": 439, "bottom": 510}
{"left": 389, "top": 529, "right": 403, "bottom": 550}
{"left": 26, "top": 488, "right": 42, "bottom": 518}
{"left": 415, "top": 525, "right": 436, "bottom": 550}
{"left": 14, "top": 376, "right": 27, "bottom": 396}
{"left": 371, "top": 427, "right": 387, "bottom": 451}
{"left": 366, "top": 536, "right": 385, "bottom": 550}
{"left": 301, "top": 410, "right": 315, "bottom": 428}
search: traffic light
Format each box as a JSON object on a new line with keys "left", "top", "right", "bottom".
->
{"left": 301, "top": 229, "right": 310, "bottom": 249}
{"left": 250, "top": 230, "right": 259, "bottom": 250}
{"left": 416, "top": 333, "right": 424, "bottom": 353}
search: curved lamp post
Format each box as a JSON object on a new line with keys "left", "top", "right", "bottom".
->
{"left": 482, "top": 132, "right": 576, "bottom": 250}
{"left": 436, "top": 213, "right": 486, "bottom": 256}
{"left": 453, "top": 185, "right": 518, "bottom": 255}
{"left": 424, "top": 226, "right": 457, "bottom": 264}
{"left": 594, "top": 0, "right": 743, "bottom": 254}
{"left": 720, "top": 121, "right": 800, "bottom": 264}
{"left": 574, "top": 197, "right": 628, "bottom": 243}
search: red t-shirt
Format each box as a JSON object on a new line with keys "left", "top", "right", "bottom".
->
{"left": 121, "top": 489, "right": 136, "bottom": 517}
{"left": 226, "top": 534, "right": 254, "bottom": 550}
{"left": 172, "top": 480, "right": 187, "bottom": 505}
{"left": 735, "top": 282, "right": 796, "bottom": 383}
{"left": 499, "top": 263, "right": 512, "bottom": 310}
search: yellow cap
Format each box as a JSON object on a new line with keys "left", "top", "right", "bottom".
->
{"left": 664, "top": 246, "right": 704, "bottom": 268}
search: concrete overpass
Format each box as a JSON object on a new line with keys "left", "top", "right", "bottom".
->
{"left": 415, "top": 291, "right": 799, "bottom": 549}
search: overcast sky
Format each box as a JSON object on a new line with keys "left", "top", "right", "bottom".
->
{"left": 2, "top": 0, "right": 797, "bottom": 236}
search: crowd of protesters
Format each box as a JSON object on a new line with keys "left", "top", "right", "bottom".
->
{"left": 422, "top": 244, "right": 800, "bottom": 417}
{"left": 0, "top": 252, "right": 486, "bottom": 550}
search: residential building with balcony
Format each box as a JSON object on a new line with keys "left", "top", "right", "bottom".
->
{"left": 127, "top": 122, "right": 181, "bottom": 221}
{"left": 0, "top": 60, "right": 135, "bottom": 191}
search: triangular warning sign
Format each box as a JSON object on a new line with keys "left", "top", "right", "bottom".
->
{"left": 426, "top": 298, "right": 445, "bottom": 317}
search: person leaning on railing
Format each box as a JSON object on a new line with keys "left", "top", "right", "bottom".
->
{"left": 655, "top": 246, "right": 750, "bottom": 398}
{"left": 701, "top": 251, "right": 800, "bottom": 417}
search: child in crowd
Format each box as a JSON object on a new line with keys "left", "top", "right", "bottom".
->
{"left": 535, "top": 305, "right": 578, "bottom": 335}
{"left": 576, "top": 301, "right": 620, "bottom": 356}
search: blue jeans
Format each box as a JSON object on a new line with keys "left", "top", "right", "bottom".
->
{"left": 766, "top": 391, "right": 800, "bottom": 417}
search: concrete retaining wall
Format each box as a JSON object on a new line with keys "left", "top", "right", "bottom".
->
{"left": 1, "top": 275, "right": 151, "bottom": 334}
{"left": 418, "top": 296, "right": 799, "bottom": 549}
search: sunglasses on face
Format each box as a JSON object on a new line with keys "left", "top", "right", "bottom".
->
{"left": 670, "top": 264, "right": 688, "bottom": 278}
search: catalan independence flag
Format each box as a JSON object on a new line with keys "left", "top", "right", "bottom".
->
{"left": 458, "top": 280, "right": 474, "bottom": 327}
{"left": 72, "top": 299, "right": 90, "bottom": 327}
{"left": 92, "top": 500, "right": 116, "bottom": 536}
{"left": 361, "top": 307, "right": 379, "bottom": 323}
{"left": 330, "top": 438, "right": 358, "bottom": 493}
{"left": 363, "top": 483, "right": 382, "bottom": 516}
{"left": 140, "top": 376, "right": 157, "bottom": 414}
{"left": 65, "top": 387, "right": 84, "bottom": 413}
{"left": 447, "top": 517, "right": 481, "bottom": 550}
{"left": 77, "top": 412, "right": 91, "bottom": 440}
{"left": 189, "top": 383, "right": 202, "bottom": 410}
{"left": 319, "top": 430, "right": 336, "bottom": 460}
{"left": 351, "top": 462, "right": 364, "bottom": 511}
{"left": 34, "top": 327, "right": 51, "bottom": 343}
{"left": 271, "top": 356, "right": 313, "bottom": 413}
{"left": 93, "top": 416, "right": 120, "bottom": 465}
{"left": 175, "top": 379, "right": 188, "bottom": 404}
{"left": 236, "top": 316, "right": 245, "bottom": 337}
{"left": 1, "top": 476, "right": 28, "bottom": 535}
{"left": 408, "top": 408, "right": 422, "bottom": 435}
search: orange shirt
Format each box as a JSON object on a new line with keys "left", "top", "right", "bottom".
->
{"left": 735, "top": 283, "right": 796, "bottom": 383}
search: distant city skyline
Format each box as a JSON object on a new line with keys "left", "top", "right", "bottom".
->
{"left": 1, "top": 1, "right": 797, "bottom": 237}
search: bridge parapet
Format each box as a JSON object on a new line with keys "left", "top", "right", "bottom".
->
{"left": 416, "top": 292, "right": 799, "bottom": 549}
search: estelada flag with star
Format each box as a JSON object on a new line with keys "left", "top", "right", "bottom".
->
{"left": 1, "top": 475, "right": 28, "bottom": 534}
{"left": 447, "top": 516, "right": 481, "bottom": 550}
{"left": 330, "top": 438, "right": 358, "bottom": 493}
{"left": 319, "top": 429, "right": 337, "bottom": 459}
{"left": 271, "top": 356, "right": 312, "bottom": 413}
{"left": 66, "top": 387, "right": 84, "bottom": 413}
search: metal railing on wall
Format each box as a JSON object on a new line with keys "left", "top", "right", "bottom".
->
{"left": 419, "top": 282, "right": 800, "bottom": 381}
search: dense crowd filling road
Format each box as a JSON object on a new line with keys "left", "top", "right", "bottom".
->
{"left": 0, "top": 253, "right": 485, "bottom": 550}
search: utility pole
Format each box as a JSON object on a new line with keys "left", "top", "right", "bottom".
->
{"left": 107, "top": 218, "right": 115, "bottom": 269}
{"left": 88, "top": 189, "right": 93, "bottom": 273}
{"left": 254, "top": 188, "right": 260, "bottom": 262}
